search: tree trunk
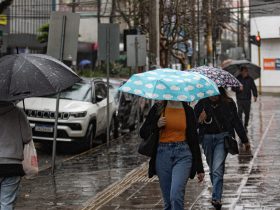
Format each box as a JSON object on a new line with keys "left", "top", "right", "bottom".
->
{"left": 97, "top": 0, "right": 101, "bottom": 23}
{"left": 110, "top": 0, "right": 116, "bottom": 23}
{"left": 190, "top": 0, "right": 197, "bottom": 67}
{"left": 203, "top": 0, "right": 213, "bottom": 65}
{"left": 240, "top": 0, "right": 246, "bottom": 57}
{"left": 149, "top": 0, "right": 160, "bottom": 67}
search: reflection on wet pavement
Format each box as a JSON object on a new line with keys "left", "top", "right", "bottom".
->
{"left": 87, "top": 96, "right": 280, "bottom": 210}
{"left": 16, "top": 134, "right": 147, "bottom": 210}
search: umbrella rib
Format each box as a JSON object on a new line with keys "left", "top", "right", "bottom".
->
{"left": 10, "top": 58, "right": 57, "bottom": 96}
{"left": 8, "top": 56, "right": 27, "bottom": 94}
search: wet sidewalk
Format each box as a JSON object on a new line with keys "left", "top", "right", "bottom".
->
{"left": 16, "top": 95, "right": 280, "bottom": 210}
{"left": 82, "top": 96, "right": 280, "bottom": 210}
{"left": 16, "top": 134, "right": 148, "bottom": 210}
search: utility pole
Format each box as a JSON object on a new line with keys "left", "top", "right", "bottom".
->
{"left": 149, "top": 0, "right": 160, "bottom": 67}
{"left": 72, "top": 0, "right": 76, "bottom": 12}
{"left": 191, "top": 0, "right": 197, "bottom": 67}
{"left": 97, "top": 0, "right": 101, "bottom": 23}
{"left": 203, "top": 0, "right": 213, "bottom": 65}
{"left": 197, "top": 0, "right": 200, "bottom": 65}
{"left": 110, "top": 0, "right": 116, "bottom": 23}
{"left": 258, "top": 31, "right": 262, "bottom": 95}
{"left": 240, "top": 0, "right": 245, "bottom": 57}
{"left": 212, "top": 0, "right": 217, "bottom": 66}
{"left": 237, "top": 1, "right": 240, "bottom": 47}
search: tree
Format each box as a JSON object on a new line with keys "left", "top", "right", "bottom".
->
{"left": 116, "top": 0, "right": 232, "bottom": 68}
{"left": 0, "top": 0, "right": 13, "bottom": 14}
{"left": 37, "top": 23, "right": 49, "bottom": 53}
{"left": 159, "top": 0, "right": 195, "bottom": 68}
{"left": 116, "top": 0, "right": 193, "bottom": 68}
{"left": 115, "top": 0, "right": 149, "bottom": 31}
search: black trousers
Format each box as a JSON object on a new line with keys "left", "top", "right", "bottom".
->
{"left": 237, "top": 100, "right": 251, "bottom": 128}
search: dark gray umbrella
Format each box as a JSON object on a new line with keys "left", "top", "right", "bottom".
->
{"left": 222, "top": 60, "right": 261, "bottom": 80}
{"left": 0, "top": 54, "right": 81, "bottom": 175}
{"left": 0, "top": 54, "right": 81, "bottom": 101}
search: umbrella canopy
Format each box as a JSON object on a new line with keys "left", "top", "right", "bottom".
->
{"left": 79, "top": 59, "right": 91, "bottom": 66}
{"left": 222, "top": 60, "right": 261, "bottom": 80}
{"left": 189, "top": 66, "right": 242, "bottom": 87}
{"left": 118, "top": 68, "right": 219, "bottom": 102}
{"left": 0, "top": 54, "right": 81, "bottom": 101}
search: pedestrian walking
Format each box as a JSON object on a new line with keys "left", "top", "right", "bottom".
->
{"left": 140, "top": 101, "right": 205, "bottom": 210}
{"left": 195, "top": 87, "right": 251, "bottom": 210}
{"left": 233, "top": 66, "right": 258, "bottom": 131}
{"left": 0, "top": 102, "right": 32, "bottom": 210}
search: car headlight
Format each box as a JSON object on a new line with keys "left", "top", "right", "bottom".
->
{"left": 70, "top": 111, "right": 87, "bottom": 118}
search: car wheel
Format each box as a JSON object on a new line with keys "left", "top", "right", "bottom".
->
{"left": 86, "top": 122, "right": 96, "bottom": 148}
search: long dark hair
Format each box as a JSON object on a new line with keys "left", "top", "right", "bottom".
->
{"left": 218, "top": 87, "right": 232, "bottom": 103}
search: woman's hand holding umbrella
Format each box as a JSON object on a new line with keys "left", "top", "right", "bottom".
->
{"left": 198, "top": 109, "right": 207, "bottom": 124}
{"left": 157, "top": 117, "right": 166, "bottom": 128}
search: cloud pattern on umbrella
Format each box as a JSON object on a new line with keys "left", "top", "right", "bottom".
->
{"left": 189, "top": 66, "right": 242, "bottom": 87}
{"left": 119, "top": 69, "right": 219, "bottom": 102}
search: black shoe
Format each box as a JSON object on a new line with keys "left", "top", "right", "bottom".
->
{"left": 211, "top": 200, "right": 222, "bottom": 210}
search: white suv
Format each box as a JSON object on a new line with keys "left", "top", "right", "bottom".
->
{"left": 21, "top": 78, "right": 118, "bottom": 147}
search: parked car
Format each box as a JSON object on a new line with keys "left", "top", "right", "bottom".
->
{"left": 102, "top": 78, "right": 150, "bottom": 133}
{"left": 20, "top": 78, "right": 119, "bottom": 148}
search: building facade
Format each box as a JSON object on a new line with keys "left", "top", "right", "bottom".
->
{"left": 250, "top": 0, "right": 280, "bottom": 91}
{"left": 1, "top": 0, "right": 54, "bottom": 52}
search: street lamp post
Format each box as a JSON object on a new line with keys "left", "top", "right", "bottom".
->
{"left": 197, "top": 0, "right": 200, "bottom": 66}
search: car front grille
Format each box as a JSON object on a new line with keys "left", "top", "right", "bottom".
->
{"left": 25, "top": 110, "right": 70, "bottom": 120}
{"left": 32, "top": 129, "right": 69, "bottom": 138}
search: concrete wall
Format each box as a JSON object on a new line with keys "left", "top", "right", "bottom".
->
{"left": 9, "top": 0, "right": 52, "bottom": 35}
{"left": 251, "top": 16, "right": 280, "bottom": 91}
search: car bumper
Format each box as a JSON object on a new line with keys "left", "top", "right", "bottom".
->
{"left": 32, "top": 136, "right": 76, "bottom": 142}
{"left": 29, "top": 118, "right": 89, "bottom": 142}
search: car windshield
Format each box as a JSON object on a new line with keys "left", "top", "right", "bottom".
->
{"left": 47, "top": 82, "right": 92, "bottom": 102}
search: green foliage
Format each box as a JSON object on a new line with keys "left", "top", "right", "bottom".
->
{"left": 37, "top": 23, "right": 49, "bottom": 43}
{"left": 78, "top": 66, "right": 131, "bottom": 79}
{"left": 78, "top": 54, "right": 130, "bottom": 79}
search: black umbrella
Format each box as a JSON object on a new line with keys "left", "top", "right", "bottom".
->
{"left": 0, "top": 54, "right": 81, "bottom": 175}
{"left": 222, "top": 60, "right": 261, "bottom": 80}
{"left": 0, "top": 54, "right": 81, "bottom": 101}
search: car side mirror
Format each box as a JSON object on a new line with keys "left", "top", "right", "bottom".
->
{"left": 96, "top": 95, "right": 104, "bottom": 103}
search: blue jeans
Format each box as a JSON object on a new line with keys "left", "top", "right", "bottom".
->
{"left": 0, "top": 177, "right": 21, "bottom": 210}
{"left": 202, "top": 133, "right": 228, "bottom": 202}
{"left": 156, "top": 142, "right": 192, "bottom": 210}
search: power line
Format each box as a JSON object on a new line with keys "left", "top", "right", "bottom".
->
{"left": 225, "top": 0, "right": 280, "bottom": 10}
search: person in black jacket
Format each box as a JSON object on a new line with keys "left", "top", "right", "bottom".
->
{"left": 194, "top": 87, "right": 250, "bottom": 210}
{"left": 234, "top": 66, "right": 258, "bottom": 131}
{"left": 140, "top": 101, "right": 204, "bottom": 210}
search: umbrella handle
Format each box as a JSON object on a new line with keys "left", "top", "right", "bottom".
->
{"left": 22, "top": 99, "right": 25, "bottom": 112}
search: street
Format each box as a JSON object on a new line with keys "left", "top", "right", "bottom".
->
{"left": 14, "top": 95, "right": 280, "bottom": 210}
